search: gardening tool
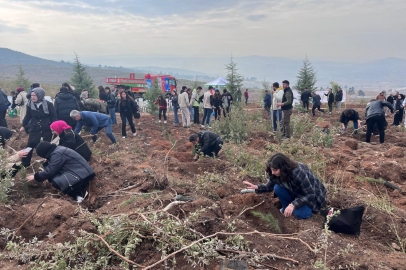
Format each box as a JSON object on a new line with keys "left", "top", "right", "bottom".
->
{"left": 356, "top": 176, "right": 401, "bottom": 191}
{"left": 240, "top": 189, "right": 255, "bottom": 194}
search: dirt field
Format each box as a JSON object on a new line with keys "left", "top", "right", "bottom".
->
{"left": 1, "top": 102, "right": 406, "bottom": 269}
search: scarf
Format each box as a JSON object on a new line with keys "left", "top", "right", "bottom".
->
{"left": 30, "top": 88, "right": 49, "bottom": 114}
{"left": 50, "top": 121, "right": 72, "bottom": 135}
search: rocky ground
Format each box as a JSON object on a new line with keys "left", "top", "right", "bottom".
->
{"left": 1, "top": 102, "right": 406, "bottom": 270}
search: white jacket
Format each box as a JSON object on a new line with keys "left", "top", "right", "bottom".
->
{"left": 179, "top": 92, "right": 190, "bottom": 108}
{"left": 271, "top": 87, "right": 284, "bottom": 110}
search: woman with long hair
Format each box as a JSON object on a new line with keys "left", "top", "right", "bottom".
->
{"left": 98, "top": 86, "right": 108, "bottom": 102}
{"left": 393, "top": 94, "right": 404, "bottom": 126}
{"left": 243, "top": 153, "right": 327, "bottom": 219}
{"left": 116, "top": 91, "right": 137, "bottom": 138}
{"left": 171, "top": 90, "right": 180, "bottom": 125}
{"left": 62, "top": 82, "right": 80, "bottom": 101}
{"left": 155, "top": 95, "right": 167, "bottom": 123}
{"left": 212, "top": 89, "right": 223, "bottom": 120}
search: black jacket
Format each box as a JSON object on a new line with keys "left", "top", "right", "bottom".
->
{"left": 301, "top": 90, "right": 312, "bottom": 101}
{"left": 106, "top": 93, "right": 116, "bottom": 109}
{"left": 395, "top": 99, "right": 404, "bottom": 111}
{"left": 325, "top": 92, "right": 334, "bottom": 103}
{"left": 387, "top": 96, "right": 394, "bottom": 104}
{"left": 222, "top": 93, "right": 233, "bottom": 107}
{"left": 0, "top": 127, "right": 13, "bottom": 148}
{"left": 281, "top": 87, "right": 293, "bottom": 110}
{"left": 365, "top": 100, "right": 394, "bottom": 121}
{"left": 197, "top": 131, "right": 221, "bottom": 154}
{"left": 212, "top": 96, "right": 223, "bottom": 108}
{"left": 59, "top": 128, "right": 92, "bottom": 161}
{"left": 171, "top": 95, "right": 179, "bottom": 108}
{"left": 34, "top": 146, "right": 94, "bottom": 193}
{"left": 116, "top": 98, "right": 139, "bottom": 116}
{"left": 340, "top": 109, "right": 360, "bottom": 124}
{"left": 54, "top": 89, "right": 80, "bottom": 127}
{"left": 335, "top": 90, "right": 343, "bottom": 102}
{"left": 23, "top": 101, "right": 57, "bottom": 134}
{"left": 99, "top": 92, "right": 108, "bottom": 102}
{"left": 312, "top": 95, "right": 321, "bottom": 106}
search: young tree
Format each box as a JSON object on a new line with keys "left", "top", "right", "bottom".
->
{"left": 70, "top": 53, "right": 96, "bottom": 97}
{"left": 330, "top": 81, "right": 341, "bottom": 95}
{"left": 294, "top": 56, "right": 317, "bottom": 94}
{"left": 225, "top": 55, "right": 244, "bottom": 97}
{"left": 13, "top": 63, "right": 31, "bottom": 91}
{"left": 143, "top": 79, "right": 161, "bottom": 115}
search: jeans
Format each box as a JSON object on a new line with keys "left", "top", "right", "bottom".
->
{"left": 344, "top": 120, "right": 358, "bottom": 130}
{"left": 214, "top": 106, "right": 221, "bottom": 120}
{"left": 120, "top": 112, "right": 136, "bottom": 137}
{"left": 366, "top": 115, "right": 385, "bottom": 144}
{"left": 202, "top": 108, "right": 212, "bottom": 125}
{"left": 193, "top": 106, "right": 200, "bottom": 124}
{"left": 97, "top": 119, "right": 117, "bottom": 144}
{"left": 312, "top": 105, "right": 324, "bottom": 116}
{"left": 109, "top": 107, "right": 117, "bottom": 124}
{"left": 274, "top": 184, "right": 313, "bottom": 220}
{"left": 272, "top": 110, "right": 282, "bottom": 131}
{"left": 282, "top": 108, "right": 292, "bottom": 138}
{"left": 189, "top": 107, "right": 194, "bottom": 120}
{"left": 245, "top": 97, "right": 248, "bottom": 105}
{"left": 173, "top": 106, "right": 179, "bottom": 124}
{"left": 159, "top": 108, "right": 167, "bottom": 121}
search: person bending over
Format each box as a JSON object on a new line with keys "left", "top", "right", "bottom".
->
{"left": 340, "top": 109, "right": 361, "bottom": 134}
{"left": 0, "top": 127, "right": 27, "bottom": 179}
{"left": 243, "top": 153, "right": 327, "bottom": 220}
{"left": 26, "top": 142, "right": 95, "bottom": 203}
{"left": 365, "top": 99, "right": 394, "bottom": 144}
{"left": 71, "top": 110, "right": 117, "bottom": 144}
{"left": 189, "top": 131, "right": 223, "bottom": 160}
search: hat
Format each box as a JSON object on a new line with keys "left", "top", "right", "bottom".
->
{"left": 36, "top": 142, "right": 57, "bottom": 159}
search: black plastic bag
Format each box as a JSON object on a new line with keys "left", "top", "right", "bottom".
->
{"left": 320, "top": 206, "right": 365, "bottom": 235}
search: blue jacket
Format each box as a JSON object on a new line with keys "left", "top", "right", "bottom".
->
{"left": 74, "top": 111, "right": 111, "bottom": 135}
{"left": 264, "top": 92, "right": 272, "bottom": 106}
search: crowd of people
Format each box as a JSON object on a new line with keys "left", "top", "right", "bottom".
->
{"left": 0, "top": 81, "right": 403, "bottom": 222}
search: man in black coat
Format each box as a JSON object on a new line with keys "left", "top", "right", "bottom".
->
{"left": 54, "top": 87, "right": 80, "bottom": 130}
{"left": 300, "top": 88, "right": 312, "bottom": 112}
{"left": 324, "top": 89, "right": 335, "bottom": 115}
{"left": 189, "top": 131, "right": 223, "bottom": 160}
{"left": 335, "top": 88, "right": 343, "bottom": 113}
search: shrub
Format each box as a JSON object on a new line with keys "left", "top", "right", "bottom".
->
{"left": 291, "top": 114, "right": 313, "bottom": 139}
{"left": 143, "top": 79, "right": 161, "bottom": 115}
{"left": 0, "top": 149, "right": 15, "bottom": 203}
{"left": 251, "top": 211, "right": 281, "bottom": 233}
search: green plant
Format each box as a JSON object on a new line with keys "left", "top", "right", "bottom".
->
{"left": 290, "top": 114, "right": 313, "bottom": 139}
{"left": 307, "top": 126, "right": 334, "bottom": 148}
{"left": 0, "top": 149, "right": 15, "bottom": 203}
{"left": 196, "top": 171, "right": 226, "bottom": 200}
{"left": 295, "top": 55, "right": 317, "bottom": 94}
{"left": 143, "top": 79, "right": 161, "bottom": 115}
{"left": 70, "top": 52, "right": 96, "bottom": 98}
{"left": 251, "top": 211, "right": 281, "bottom": 233}
{"left": 13, "top": 63, "right": 31, "bottom": 90}
{"left": 225, "top": 55, "right": 244, "bottom": 97}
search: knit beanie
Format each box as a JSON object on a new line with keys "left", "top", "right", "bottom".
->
{"left": 36, "top": 142, "right": 56, "bottom": 159}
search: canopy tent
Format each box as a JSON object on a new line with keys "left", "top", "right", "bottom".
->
{"left": 204, "top": 77, "right": 229, "bottom": 87}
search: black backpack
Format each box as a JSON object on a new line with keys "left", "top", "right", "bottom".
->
{"left": 320, "top": 206, "right": 365, "bottom": 235}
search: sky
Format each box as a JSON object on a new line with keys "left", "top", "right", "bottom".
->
{"left": 0, "top": 0, "right": 406, "bottom": 62}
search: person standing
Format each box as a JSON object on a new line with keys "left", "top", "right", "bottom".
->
{"left": 393, "top": 94, "right": 404, "bottom": 126}
{"left": 71, "top": 110, "right": 117, "bottom": 144}
{"left": 236, "top": 88, "right": 242, "bottom": 102}
{"left": 201, "top": 88, "right": 213, "bottom": 128}
{"left": 190, "top": 87, "right": 202, "bottom": 124}
{"left": 311, "top": 92, "right": 325, "bottom": 117}
{"left": 0, "top": 88, "right": 10, "bottom": 127}
{"left": 105, "top": 87, "right": 117, "bottom": 124}
{"left": 222, "top": 89, "right": 233, "bottom": 117}
{"left": 276, "top": 80, "right": 293, "bottom": 140}
{"left": 155, "top": 95, "right": 168, "bottom": 124}
{"left": 335, "top": 88, "right": 343, "bottom": 113}
{"left": 263, "top": 90, "right": 272, "bottom": 115}
{"left": 365, "top": 99, "right": 394, "bottom": 144}
{"left": 171, "top": 90, "right": 180, "bottom": 125}
{"left": 387, "top": 92, "right": 394, "bottom": 105}
{"left": 116, "top": 92, "right": 138, "bottom": 138}
{"left": 300, "top": 88, "right": 312, "bottom": 112}
{"left": 376, "top": 92, "right": 386, "bottom": 101}
{"left": 244, "top": 89, "right": 249, "bottom": 105}
{"left": 324, "top": 89, "right": 334, "bottom": 115}
{"left": 50, "top": 120, "right": 92, "bottom": 161}
{"left": 20, "top": 88, "right": 57, "bottom": 167}
{"left": 98, "top": 86, "right": 108, "bottom": 102}
{"left": 212, "top": 89, "right": 223, "bottom": 121}
{"left": 54, "top": 87, "right": 80, "bottom": 130}
{"left": 271, "top": 83, "right": 284, "bottom": 131}
{"left": 15, "top": 87, "right": 28, "bottom": 124}
{"left": 242, "top": 153, "right": 327, "bottom": 220}
{"left": 340, "top": 109, "right": 361, "bottom": 134}
{"left": 184, "top": 87, "right": 194, "bottom": 121}
{"left": 62, "top": 82, "right": 80, "bottom": 101}
{"left": 179, "top": 88, "right": 191, "bottom": 128}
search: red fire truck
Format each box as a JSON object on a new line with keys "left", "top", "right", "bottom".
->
{"left": 105, "top": 73, "right": 177, "bottom": 98}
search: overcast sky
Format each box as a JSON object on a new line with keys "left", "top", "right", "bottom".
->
{"left": 1, "top": 0, "right": 406, "bottom": 62}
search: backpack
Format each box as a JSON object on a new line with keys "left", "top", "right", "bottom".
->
{"left": 320, "top": 206, "right": 365, "bottom": 235}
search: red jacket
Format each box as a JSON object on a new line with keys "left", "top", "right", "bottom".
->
{"left": 244, "top": 91, "right": 249, "bottom": 97}
{"left": 155, "top": 99, "right": 167, "bottom": 109}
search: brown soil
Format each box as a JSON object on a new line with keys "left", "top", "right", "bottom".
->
{"left": 2, "top": 102, "right": 406, "bottom": 269}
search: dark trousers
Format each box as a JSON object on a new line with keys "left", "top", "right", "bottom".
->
{"left": 393, "top": 109, "right": 404, "bottom": 125}
{"left": 1, "top": 164, "right": 21, "bottom": 179}
{"left": 328, "top": 101, "right": 333, "bottom": 112}
{"left": 120, "top": 112, "right": 136, "bottom": 137}
{"left": 245, "top": 97, "right": 248, "bottom": 105}
{"left": 223, "top": 106, "right": 230, "bottom": 117}
{"left": 312, "top": 105, "right": 325, "bottom": 116}
{"left": 0, "top": 110, "right": 7, "bottom": 128}
{"left": 303, "top": 101, "right": 309, "bottom": 111}
{"left": 264, "top": 105, "right": 271, "bottom": 114}
{"left": 214, "top": 106, "right": 221, "bottom": 120}
{"left": 202, "top": 139, "right": 223, "bottom": 157}
{"left": 65, "top": 174, "right": 94, "bottom": 199}
{"left": 22, "top": 131, "right": 53, "bottom": 167}
{"left": 159, "top": 108, "right": 167, "bottom": 121}
{"left": 366, "top": 115, "right": 385, "bottom": 144}
{"left": 193, "top": 106, "right": 199, "bottom": 124}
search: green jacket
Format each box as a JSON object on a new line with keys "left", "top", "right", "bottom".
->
{"left": 190, "top": 89, "right": 200, "bottom": 107}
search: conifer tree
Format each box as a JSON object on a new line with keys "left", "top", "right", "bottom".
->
{"left": 143, "top": 79, "right": 161, "bottom": 115}
{"left": 225, "top": 56, "right": 244, "bottom": 97}
{"left": 70, "top": 53, "right": 96, "bottom": 97}
{"left": 13, "top": 63, "right": 31, "bottom": 91}
{"left": 294, "top": 56, "right": 317, "bottom": 94}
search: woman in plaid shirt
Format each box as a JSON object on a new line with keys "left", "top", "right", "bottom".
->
{"left": 243, "top": 153, "right": 327, "bottom": 219}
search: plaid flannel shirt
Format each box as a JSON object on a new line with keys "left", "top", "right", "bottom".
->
{"left": 256, "top": 163, "right": 327, "bottom": 212}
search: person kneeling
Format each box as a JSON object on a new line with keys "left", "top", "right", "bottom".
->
{"left": 26, "top": 142, "right": 95, "bottom": 203}
{"left": 243, "top": 153, "right": 327, "bottom": 220}
{"left": 189, "top": 131, "right": 223, "bottom": 160}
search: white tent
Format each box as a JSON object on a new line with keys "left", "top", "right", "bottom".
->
{"left": 205, "top": 77, "right": 229, "bottom": 87}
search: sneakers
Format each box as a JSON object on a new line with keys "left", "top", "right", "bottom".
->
{"left": 208, "top": 126, "right": 212, "bottom": 129}
{"left": 201, "top": 125, "right": 205, "bottom": 128}
{"left": 133, "top": 133, "right": 137, "bottom": 136}
{"left": 159, "top": 120, "right": 161, "bottom": 123}
{"left": 328, "top": 112, "right": 332, "bottom": 115}
{"left": 76, "top": 191, "right": 88, "bottom": 203}
{"left": 164, "top": 121, "right": 167, "bottom": 124}
{"left": 122, "top": 136, "right": 126, "bottom": 138}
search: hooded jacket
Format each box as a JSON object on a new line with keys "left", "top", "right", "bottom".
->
{"left": 54, "top": 89, "right": 80, "bottom": 127}
{"left": 271, "top": 88, "right": 284, "bottom": 110}
{"left": 365, "top": 100, "right": 394, "bottom": 121}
